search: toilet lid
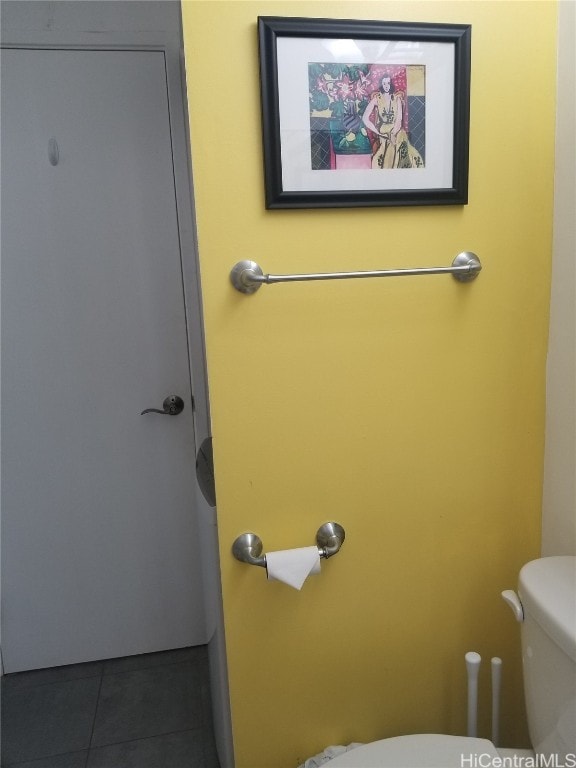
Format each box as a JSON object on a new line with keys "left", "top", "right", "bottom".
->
{"left": 326, "top": 734, "right": 500, "bottom": 767}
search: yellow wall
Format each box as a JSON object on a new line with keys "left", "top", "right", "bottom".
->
{"left": 182, "top": 2, "right": 557, "bottom": 765}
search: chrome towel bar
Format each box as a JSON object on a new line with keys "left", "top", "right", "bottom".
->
{"left": 230, "top": 252, "right": 481, "bottom": 294}
{"left": 232, "top": 522, "right": 345, "bottom": 567}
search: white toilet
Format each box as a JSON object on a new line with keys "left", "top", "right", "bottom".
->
{"left": 326, "top": 556, "right": 576, "bottom": 767}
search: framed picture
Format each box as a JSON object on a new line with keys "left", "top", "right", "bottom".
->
{"left": 258, "top": 16, "right": 471, "bottom": 209}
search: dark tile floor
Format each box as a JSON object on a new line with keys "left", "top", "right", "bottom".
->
{"left": 1, "top": 646, "right": 220, "bottom": 768}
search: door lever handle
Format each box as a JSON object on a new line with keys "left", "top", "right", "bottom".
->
{"left": 141, "top": 395, "right": 184, "bottom": 416}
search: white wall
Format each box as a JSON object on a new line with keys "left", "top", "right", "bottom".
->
{"left": 0, "top": 0, "right": 182, "bottom": 35}
{"left": 541, "top": 0, "right": 576, "bottom": 556}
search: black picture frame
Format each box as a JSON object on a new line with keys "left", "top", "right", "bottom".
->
{"left": 258, "top": 16, "right": 471, "bottom": 209}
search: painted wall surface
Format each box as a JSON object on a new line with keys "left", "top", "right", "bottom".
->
{"left": 542, "top": 0, "right": 575, "bottom": 557}
{"left": 182, "top": 2, "right": 557, "bottom": 765}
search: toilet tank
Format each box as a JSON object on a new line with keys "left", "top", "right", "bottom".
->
{"left": 518, "top": 556, "right": 576, "bottom": 759}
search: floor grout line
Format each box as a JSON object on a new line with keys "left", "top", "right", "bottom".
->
{"left": 101, "top": 658, "right": 205, "bottom": 678}
{"left": 89, "top": 724, "right": 209, "bottom": 749}
{"left": 87, "top": 669, "right": 105, "bottom": 752}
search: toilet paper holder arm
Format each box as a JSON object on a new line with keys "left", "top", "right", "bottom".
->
{"left": 232, "top": 522, "right": 345, "bottom": 567}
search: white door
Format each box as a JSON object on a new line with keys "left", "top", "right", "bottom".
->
{"left": 1, "top": 48, "right": 207, "bottom": 672}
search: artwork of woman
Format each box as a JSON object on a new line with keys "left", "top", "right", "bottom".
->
{"left": 361, "top": 75, "right": 424, "bottom": 169}
{"left": 308, "top": 64, "right": 425, "bottom": 171}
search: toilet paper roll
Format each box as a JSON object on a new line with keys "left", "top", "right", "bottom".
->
{"left": 266, "top": 546, "right": 321, "bottom": 590}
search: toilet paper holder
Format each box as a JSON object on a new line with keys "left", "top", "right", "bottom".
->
{"left": 232, "top": 522, "right": 345, "bottom": 567}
